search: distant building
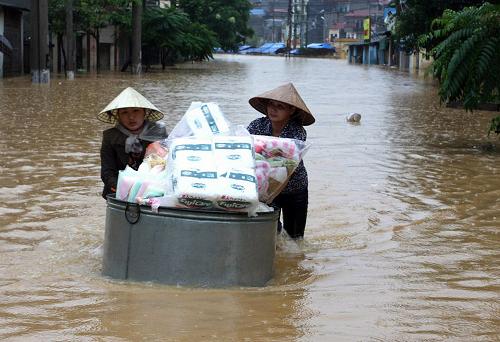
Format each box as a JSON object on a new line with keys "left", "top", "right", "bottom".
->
{"left": 247, "top": 0, "right": 389, "bottom": 48}
{"left": 0, "top": 0, "right": 29, "bottom": 78}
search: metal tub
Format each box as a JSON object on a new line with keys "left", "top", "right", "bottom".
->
{"left": 102, "top": 196, "right": 279, "bottom": 287}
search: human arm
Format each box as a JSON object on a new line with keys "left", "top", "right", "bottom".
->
{"left": 100, "top": 131, "right": 119, "bottom": 197}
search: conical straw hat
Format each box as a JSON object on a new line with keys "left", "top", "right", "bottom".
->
{"left": 97, "top": 87, "right": 164, "bottom": 124}
{"left": 248, "top": 82, "right": 315, "bottom": 126}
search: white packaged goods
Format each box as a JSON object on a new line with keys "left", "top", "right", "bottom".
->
{"left": 216, "top": 168, "right": 259, "bottom": 213}
{"left": 116, "top": 102, "right": 310, "bottom": 215}
{"left": 184, "top": 103, "right": 230, "bottom": 137}
{"left": 173, "top": 169, "right": 218, "bottom": 209}
{"left": 213, "top": 135, "right": 255, "bottom": 169}
{"left": 170, "top": 138, "right": 214, "bottom": 166}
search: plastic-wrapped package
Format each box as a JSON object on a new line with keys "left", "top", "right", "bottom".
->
{"left": 115, "top": 167, "right": 137, "bottom": 201}
{"left": 255, "top": 160, "right": 271, "bottom": 198}
{"left": 166, "top": 102, "right": 231, "bottom": 144}
{"left": 164, "top": 135, "right": 260, "bottom": 214}
{"left": 144, "top": 141, "right": 168, "bottom": 159}
{"left": 213, "top": 135, "right": 255, "bottom": 169}
{"left": 215, "top": 168, "right": 259, "bottom": 215}
{"left": 172, "top": 169, "right": 218, "bottom": 209}
{"left": 115, "top": 165, "right": 170, "bottom": 203}
{"left": 169, "top": 137, "right": 214, "bottom": 166}
{"left": 252, "top": 135, "right": 310, "bottom": 203}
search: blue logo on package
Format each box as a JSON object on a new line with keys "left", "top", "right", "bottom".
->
{"left": 173, "top": 144, "right": 212, "bottom": 158}
{"left": 187, "top": 156, "right": 201, "bottom": 162}
{"left": 228, "top": 172, "right": 256, "bottom": 183}
{"left": 231, "top": 184, "right": 245, "bottom": 191}
{"left": 227, "top": 154, "right": 241, "bottom": 160}
{"left": 201, "top": 104, "right": 220, "bottom": 134}
{"left": 214, "top": 142, "right": 251, "bottom": 150}
{"left": 181, "top": 170, "right": 217, "bottom": 179}
{"left": 192, "top": 183, "right": 206, "bottom": 189}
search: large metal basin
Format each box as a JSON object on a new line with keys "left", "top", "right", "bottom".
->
{"left": 102, "top": 196, "right": 279, "bottom": 287}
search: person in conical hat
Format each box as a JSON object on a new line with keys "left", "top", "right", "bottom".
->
{"left": 98, "top": 87, "right": 168, "bottom": 199}
{"left": 247, "top": 82, "right": 314, "bottom": 239}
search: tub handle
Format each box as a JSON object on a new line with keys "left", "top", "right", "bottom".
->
{"left": 125, "top": 202, "right": 140, "bottom": 224}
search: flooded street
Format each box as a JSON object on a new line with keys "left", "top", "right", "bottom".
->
{"left": 0, "top": 54, "right": 498, "bottom": 341}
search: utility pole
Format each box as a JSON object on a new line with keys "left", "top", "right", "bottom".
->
{"left": 271, "top": 0, "right": 275, "bottom": 42}
{"left": 30, "top": 0, "right": 50, "bottom": 83}
{"left": 287, "top": 0, "right": 293, "bottom": 52}
{"left": 293, "top": 2, "right": 298, "bottom": 48}
{"left": 305, "top": 1, "right": 309, "bottom": 46}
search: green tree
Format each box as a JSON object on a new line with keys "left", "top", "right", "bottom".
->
{"left": 76, "top": 0, "right": 130, "bottom": 71}
{"left": 142, "top": 7, "right": 217, "bottom": 68}
{"left": 177, "top": 22, "right": 217, "bottom": 61}
{"left": 178, "top": 0, "right": 253, "bottom": 51}
{"left": 421, "top": 3, "right": 500, "bottom": 135}
{"left": 392, "top": 0, "right": 485, "bottom": 53}
{"left": 48, "top": 0, "right": 66, "bottom": 71}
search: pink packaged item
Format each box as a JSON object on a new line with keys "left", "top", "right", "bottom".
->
{"left": 251, "top": 135, "right": 310, "bottom": 203}
{"left": 254, "top": 135, "right": 298, "bottom": 160}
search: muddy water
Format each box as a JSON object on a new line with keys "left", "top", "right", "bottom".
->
{"left": 0, "top": 55, "right": 498, "bottom": 341}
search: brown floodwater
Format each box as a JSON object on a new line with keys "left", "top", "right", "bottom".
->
{"left": 0, "top": 54, "right": 498, "bottom": 341}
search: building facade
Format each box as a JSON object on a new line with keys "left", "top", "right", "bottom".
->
{"left": 0, "top": 0, "right": 29, "bottom": 77}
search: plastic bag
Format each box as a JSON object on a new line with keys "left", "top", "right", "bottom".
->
{"left": 139, "top": 121, "right": 169, "bottom": 142}
{"left": 252, "top": 135, "right": 310, "bottom": 203}
{"left": 166, "top": 102, "right": 231, "bottom": 145}
{"left": 115, "top": 164, "right": 170, "bottom": 204}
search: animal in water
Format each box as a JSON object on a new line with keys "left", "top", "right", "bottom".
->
{"left": 346, "top": 113, "right": 361, "bottom": 123}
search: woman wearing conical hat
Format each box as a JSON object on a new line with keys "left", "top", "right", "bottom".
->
{"left": 97, "top": 87, "right": 168, "bottom": 199}
{"left": 247, "top": 82, "right": 315, "bottom": 239}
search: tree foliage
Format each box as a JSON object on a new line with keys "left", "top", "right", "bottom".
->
{"left": 178, "top": 0, "right": 253, "bottom": 51}
{"left": 48, "top": 0, "right": 66, "bottom": 36}
{"left": 142, "top": 7, "right": 216, "bottom": 67}
{"left": 48, "top": 0, "right": 226, "bottom": 67}
{"left": 421, "top": 3, "right": 500, "bottom": 135}
{"left": 392, "top": 0, "right": 485, "bottom": 53}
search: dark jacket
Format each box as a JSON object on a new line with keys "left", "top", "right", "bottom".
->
{"left": 100, "top": 127, "right": 151, "bottom": 199}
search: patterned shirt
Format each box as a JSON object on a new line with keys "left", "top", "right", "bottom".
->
{"left": 247, "top": 117, "right": 308, "bottom": 194}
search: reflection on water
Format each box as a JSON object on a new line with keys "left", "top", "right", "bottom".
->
{"left": 0, "top": 55, "right": 498, "bottom": 340}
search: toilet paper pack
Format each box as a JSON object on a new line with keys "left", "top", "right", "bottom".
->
{"left": 213, "top": 135, "right": 255, "bottom": 169}
{"left": 184, "top": 103, "right": 230, "bottom": 137}
{"left": 173, "top": 169, "right": 218, "bottom": 209}
{"left": 170, "top": 138, "right": 214, "bottom": 167}
{"left": 215, "top": 168, "right": 259, "bottom": 214}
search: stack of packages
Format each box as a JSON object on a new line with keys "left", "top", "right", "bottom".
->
{"left": 115, "top": 102, "right": 309, "bottom": 216}
{"left": 167, "top": 102, "right": 259, "bottom": 215}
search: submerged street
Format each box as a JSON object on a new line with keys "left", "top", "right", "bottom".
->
{"left": 0, "top": 54, "right": 498, "bottom": 340}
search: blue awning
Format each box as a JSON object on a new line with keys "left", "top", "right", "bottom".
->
{"left": 250, "top": 8, "right": 265, "bottom": 16}
{"left": 307, "top": 43, "right": 334, "bottom": 49}
{"left": 260, "top": 43, "right": 285, "bottom": 54}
